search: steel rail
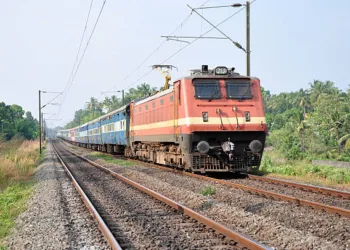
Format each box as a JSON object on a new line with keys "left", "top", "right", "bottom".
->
{"left": 57, "top": 140, "right": 350, "bottom": 217}
{"left": 125, "top": 159, "right": 350, "bottom": 218}
{"left": 59, "top": 146, "right": 271, "bottom": 250}
{"left": 52, "top": 144, "right": 122, "bottom": 250}
{"left": 247, "top": 174, "right": 350, "bottom": 199}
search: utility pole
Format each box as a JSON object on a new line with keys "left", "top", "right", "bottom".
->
{"left": 121, "top": 89, "right": 125, "bottom": 105}
{"left": 39, "top": 90, "right": 42, "bottom": 154}
{"left": 246, "top": 0, "right": 250, "bottom": 76}
{"left": 42, "top": 113, "right": 44, "bottom": 141}
{"left": 190, "top": 1, "right": 251, "bottom": 75}
{"left": 38, "top": 90, "right": 62, "bottom": 154}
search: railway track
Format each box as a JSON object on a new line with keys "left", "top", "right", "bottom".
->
{"left": 132, "top": 159, "right": 350, "bottom": 217}
{"left": 59, "top": 139, "right": 350, "bottom": 218}
{"left": 246, "top": 174, "right": 350, "bottom": 199}
{"left": 52, "top": 141, "right": 270, "bottom": 250}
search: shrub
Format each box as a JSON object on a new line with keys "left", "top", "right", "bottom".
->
{"left": 200, "top": 186, "right": 216, "bottom": 196}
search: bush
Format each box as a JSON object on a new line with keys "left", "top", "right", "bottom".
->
{"left": 200, "top": 186, "right": 216, "bottom": 196}
{"left": 260, "top": 153, "right": 350, "bottom": 184}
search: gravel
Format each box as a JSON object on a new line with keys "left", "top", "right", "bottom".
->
{"left": 59, "top": 140, "right": 350, "bottom": 250}
{"left": 4, "top": 143, "right": 110, "bottom": 249}
{"left": 55, "top": 143, "right": 241, "bottom": 250}
{"left": 230, "top": 178, "right": 350, "bottom": 210}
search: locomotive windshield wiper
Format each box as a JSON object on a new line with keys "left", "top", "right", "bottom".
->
{"left": 208, "top": 89, "right": 220, "bottom": 102}
{"left": 240, "top": 85, "right": 251, "bottom": 101}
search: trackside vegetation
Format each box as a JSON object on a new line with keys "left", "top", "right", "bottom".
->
{"left": 0, "top": 183, "right": 34, "bottom": 239}
{"left": 0, "top": 139, "right": 44, "bottom": 244}
{"left": 200, "top": 186, "right": 216, "bottom": 196}
{"left": 263, "top": 80, "right": 350, "bottom": 161}
{"left": 260, "top": 152, "right": 350, "bottom": 186}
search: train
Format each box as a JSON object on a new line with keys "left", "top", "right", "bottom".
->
{"left": 57, "top": 65, "right": 267, "bottom": 173}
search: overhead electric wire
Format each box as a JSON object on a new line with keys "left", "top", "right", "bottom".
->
{"left": 65, "top": 0, "right": 94, "bottom": 94}
{"left": 115, "top": 13, "right": 193, "bottom": 92}
{"left": 59, "top": 0, "right": 107, "bottom": 117}
{"left": 123, "top": 0, "right": 257, "bottom": 90}
{"left": 120, "top": 4, "right": 213, "bottom": 91}
{"left": 119, "top": 0, "right": 211, "bottom": 87}
{"left": 42, "top": 92, "right": 62, "bottom": 109}
{"left": 58, "top": 0, "right": 94, "bottom": 117}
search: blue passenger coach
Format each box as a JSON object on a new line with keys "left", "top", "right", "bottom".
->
{"left": 57, "top": 105, "right": 130, "bottom": 155}
{"left": 88, "top": 118, "right": 102, "bottom": 146}
{"left": 100, "top": 105, "right": 128, "bottom": 153}
{"left": 79, "top": 123, "right": 89, "bottom": 144}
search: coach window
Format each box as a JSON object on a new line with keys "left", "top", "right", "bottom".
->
{"left": 160, "top": 99, "right": 164, "bottom": 105}
{"left": 139, "top": 107, "right": 142, "bottom": 112}
{"left": 170, "top": 95, "right": 174, "bottom": 102}
{"left": 193, "top": 79, "right": 221, "bottom": 99}
{"left": 225, "top": 79, "right": 252, "bottom": 99}
{"left": 145, "top": 104, "right": 148, "bottom": 110}
{"left": 152, "top": 102, "right": 155, "bottom": 108}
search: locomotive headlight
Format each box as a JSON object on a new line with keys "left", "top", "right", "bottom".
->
{"left": 197, "top": 141, "right": 210, "bottom": 154}
{"left": 202, "top": 112, "right": 208, "bottom": 122}
{"left": 244, "top": 111, "right": 251, "bottom": 122}
{"left": 249, "top": 140, "right": 262, "bottom": 153}
{"left": 214, "top": 66, "right": 228, "bottom": 75}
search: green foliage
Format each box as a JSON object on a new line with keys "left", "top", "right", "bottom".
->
{"left": 0, "top": 182, "right": 34, "bottom": 240}
{"left": 260, "top": 155, "right": 350, "bottom": 184}
{"left": 0, "top": 103, "right": 39, "bottom": 140}
{"left": 265, "top": 80, "right": 350, "bottom": 161}
{"left": 200, "top": 186, "right": 216, "bottom": 196}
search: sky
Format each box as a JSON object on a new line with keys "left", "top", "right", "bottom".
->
{"left": 0, "top": 0, "right": 349, "bottom": 128}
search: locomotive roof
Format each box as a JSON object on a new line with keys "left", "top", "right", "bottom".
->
{"left": 180, "top": 67, "right": 258, "bottom": 80}
{"left": 133, "top": 88, "right": 173, "bottom": 105}
{"left": 182, "top": 75, "right": 254, "bottom": 80}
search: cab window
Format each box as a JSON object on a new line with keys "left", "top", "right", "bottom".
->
{"left": 225, "top": 79, "right": 252, "bottom": 99}
{"left": 193, "top": 79, "right": 221, "bottom": 99}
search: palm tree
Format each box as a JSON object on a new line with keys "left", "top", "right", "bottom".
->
{"left": 137, "top": 83, "right": 157, "bottom": 96}
{"left": 296, "top": 88, "right": 311, "bottom": 117}
{"left": 309, "top": 80, "right": 336, "bottom": 103}
{"left": 297, "top": 120, "right": 309, "bottom": 152}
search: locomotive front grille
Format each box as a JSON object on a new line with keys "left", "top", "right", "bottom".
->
{"left": 190, "top": 153, "right": 261, "bottom": 172}
{"left": 191, "top": 153, "right": 226, "bottom": 172}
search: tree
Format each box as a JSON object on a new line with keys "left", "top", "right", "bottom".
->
{"left": 0, "top": 102, "right": 39, "bottom": 140}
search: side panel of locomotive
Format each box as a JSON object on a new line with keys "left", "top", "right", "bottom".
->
{"left": 126, "top": 88, "right": 182, "bottom": 165}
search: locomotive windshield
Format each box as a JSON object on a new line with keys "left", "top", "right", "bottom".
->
{"left": 225, "top": 79, "right": 252, "bottom": 99}
{"left": 193, "top": 79, "right": 221, "bottom": 99}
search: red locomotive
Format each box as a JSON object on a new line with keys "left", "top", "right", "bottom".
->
{"left": 125, "top": 65, "right": 267, "bottom": 173}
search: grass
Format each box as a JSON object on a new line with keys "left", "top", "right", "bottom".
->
{"left": 91, "top": 152, "right": 135, "bottom": 167}
{"left": 0, "top": 139, "right": 43, "bottom": 245}
{"left": 0, "top": 182, "right": 34, "bottom": 239}
{"left": 259, "top": 151, "right": 350, "bottom": 187}
{"left": 0, "top": 139, "right": 42, "bottom": 190}
{"left": 200, "top": 185, "right": 216, "bottom": 196}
